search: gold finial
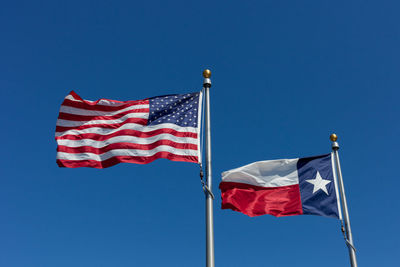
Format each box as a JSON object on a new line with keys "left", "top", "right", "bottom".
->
{"left": 203, "top": 69, "right": 211, "bottom": 78}
{"left": 330, "top": 133, "right": 338, "bottom": 142}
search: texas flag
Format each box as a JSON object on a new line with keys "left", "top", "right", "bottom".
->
{"left": 219, "top": 154, "right": 342, "bottom": 219}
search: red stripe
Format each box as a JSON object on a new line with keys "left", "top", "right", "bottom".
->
{"left": 57, "top": 153, "right": 198, "bottom": 168}
{"left": 219, "top": 182, "right": 303, "bottom": 217}
{"left": 58, "top": 108, "right": 149, "bottom": 121}
{"left": 56, "top": 128, "right": 197, "bottom": 141}
{"left": 57, "top": 140, "right": 197, "bottom": 154}
{"left": 63, "top": 94, "right": 148, "bottom": 112}
{"left": 55, "top": 118, "right": 148, "bottom": 132}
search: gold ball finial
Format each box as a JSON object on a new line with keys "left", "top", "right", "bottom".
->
{"left": 203, "top": 69, "right": 211, "bottom": 78}
{"left": 330, "top": 133, "right": 338, "bottom": 142}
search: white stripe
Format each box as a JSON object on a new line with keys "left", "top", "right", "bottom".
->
{"left": 59, "top": 104, "right": 149, "bottom": 117}
{"left": 56, "top": 123, "right": 198, "bottom": 137}
{"left": 56, "top": 112, "right": 149, "bottom": 127}
{"left": 222, "top": 158, "right": 300, "bottom": 187}
{"left": 65, "top": 94, "right": 134, "bottom": 107}
{"left": 66, "top": 94, "right": 88, "bottom": 102}
{"left": 57, "top": 134, "right": 198, "bottom": 148}
{"left": 57, "top": 146, "right": 198, "bottom": 161}
{"left": 331, "top": 152, "right": 343, "bottom": 220}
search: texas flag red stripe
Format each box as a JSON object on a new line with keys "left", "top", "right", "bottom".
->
{"left": 220, "top": 182, "right": 303, "bottom": 217}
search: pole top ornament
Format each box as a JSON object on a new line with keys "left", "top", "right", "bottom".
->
{"left": 330, "top": 133, "right": 338, "bottom": 142}
{"left": 203, "top": 69, "right": 211, "bottom": 78}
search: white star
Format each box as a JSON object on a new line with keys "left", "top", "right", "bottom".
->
{"left": 306, "top": 171, "right": 331, "bottom": 195}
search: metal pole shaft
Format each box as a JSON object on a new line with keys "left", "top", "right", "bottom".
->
{"left": 331, "top": 138, "right": 357, "bottom": 267}
{"left": 203, "top": 70, "right": 215, "bottom": 267}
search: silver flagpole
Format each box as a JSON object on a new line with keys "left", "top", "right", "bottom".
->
{"left": 330, "top": 134, "right": 358, "bottom": 267}
{"left": 203, "top": 69, "right": 215, "bottom": 267}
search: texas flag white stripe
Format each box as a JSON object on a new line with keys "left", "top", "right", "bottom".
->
{"left": 221, "top": 158, "right": 300, "bottom": 187}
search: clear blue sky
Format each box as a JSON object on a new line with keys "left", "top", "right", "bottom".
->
{"left": 1, "top": 1, "right": 399, "bottom": 266}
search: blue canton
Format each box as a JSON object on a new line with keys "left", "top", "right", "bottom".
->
{"left": 148, "top": 92, "right": 200, "bottom": 127}
{"left": 297, "top": 154, "right": 340, "bottom": 219}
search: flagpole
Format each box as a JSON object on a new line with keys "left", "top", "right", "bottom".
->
{"left": 330, "top": 134, "right": 358, "bottom": 267}
{"left": 203, "top": 69, "right": 215, "bottom": 267}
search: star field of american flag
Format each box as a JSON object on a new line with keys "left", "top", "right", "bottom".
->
{"left": 148, "top": 92, "right": 200, "bottom": 127}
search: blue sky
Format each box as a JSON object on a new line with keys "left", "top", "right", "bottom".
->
{"left": 1, "top": 1, "right": 399, "bottom": 266}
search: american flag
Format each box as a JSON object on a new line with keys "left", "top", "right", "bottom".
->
{"left": 55, "top": 91, "right": 202, "bottom": 168}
